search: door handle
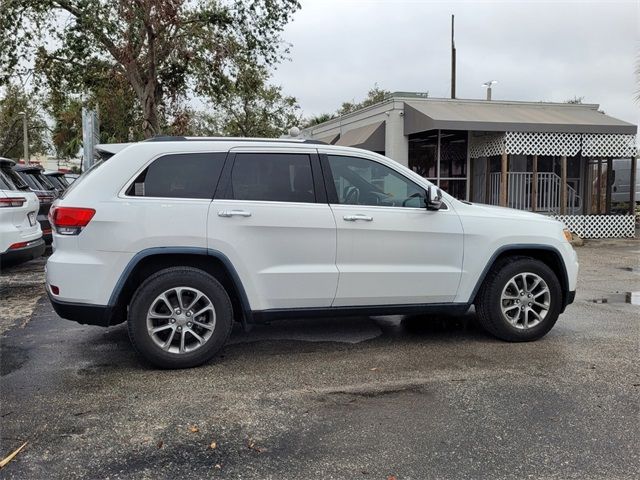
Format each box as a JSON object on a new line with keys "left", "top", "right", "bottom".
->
{"left": 218, "top": 210, "right": 252, "bottom": 218}
{"left": 343, "top": 214, "right": 373, "bottom": 222}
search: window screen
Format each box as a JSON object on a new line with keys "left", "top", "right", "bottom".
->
{"left": 230, "top": 153, "right": 315, "bottom": 203}
{"left": 127, "top": 153, "right": 226, "bottom": 199}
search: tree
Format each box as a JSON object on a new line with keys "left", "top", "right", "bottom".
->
{"left": 301, "top": 84, "right": 393, "bottom": 128}
{"left": 564, "top": 96, "right": 584, "bottom": 104}
{"left": 337, "top": 84, "right": 391, "bottom": 116}
{"left": 302, "top": 113, "right": 335, "bottom": 128}
{"left": 0, "top": 84, "right": 49, "bottom": 159}
{"left": 212, "top": 60, "right": 300, "bottom": 137}
{"left": 1, "top": 0, "right": 300, "bottom": 138}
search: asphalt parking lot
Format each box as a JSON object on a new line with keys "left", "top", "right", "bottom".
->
{"left": 1, "top": 239, "right": 639, "bottom": 479}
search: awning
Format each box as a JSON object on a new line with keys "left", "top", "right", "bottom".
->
{"left": 316, "top": 132, "right": 340, "bottom": 145}
{"left": 404, "top": 100, "right": 637, "bottom": 135}
{"left": 335, "top": 121, "right": 385, "bottom": 151}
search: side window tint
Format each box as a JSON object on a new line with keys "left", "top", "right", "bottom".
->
{"left": 230, "top": 153, "right": 315, "bottom": 203}
{"left": 127, "top": 153, "right": 226, "bottom": 199}
{"left": 327, "top": 155, "right": 426, "bottom": 208}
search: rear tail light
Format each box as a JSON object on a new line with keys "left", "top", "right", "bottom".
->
{"left": 36, "top": 193, "right": 55, "bottom": 203}
{"left": 49, "top": 206, "right": 96, "bottom": 235}
{"left": 0, "top": 197, "right": 26, "bottom": 208}
{"left": 8, "top": 241, "right": 28, "bottom": 249}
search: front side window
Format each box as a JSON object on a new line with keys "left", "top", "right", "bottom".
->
{"left": 327, "top": 155, "right": 426, "bottom": 208}
{"left": 230, "top": 153, "right": 315, "bottom": 203}
{"left": 127, "top": 153, "right": 226, "bottom": 199}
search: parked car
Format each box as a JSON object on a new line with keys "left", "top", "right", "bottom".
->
{"left": 611, "top": 158, "right": 640, "bottom": 205}
{"left": 64, "top": 173, "right": 79, "bottom": 185}
{"left": 14, "top": 165, "right": 57, "bottom": 244}
{"left": 0, "top": 158, "right": 45, "bottom": 266}
{"left": 44, "top": 171, "right": 70, "bottom": 194}
{"left": 46, "top": 137, "right": 578, "bottom": 368}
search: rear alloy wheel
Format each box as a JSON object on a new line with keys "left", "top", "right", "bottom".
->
{"left": 128, "top": 267, "right": 233, "bottom": 368}
{"left": 475, "top": 257, "right": 562, "bottom": 342}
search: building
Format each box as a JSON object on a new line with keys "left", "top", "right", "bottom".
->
{"left": 302, "top": 92, "right": 638, "bottom": 238}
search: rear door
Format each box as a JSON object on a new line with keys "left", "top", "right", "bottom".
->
{"left": 321, "top": 153, "right": 464, "bottom": 306}
{"left": 208, "top": 148, "right": 337, "bottom": 311}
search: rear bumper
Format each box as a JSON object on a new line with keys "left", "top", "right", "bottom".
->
{"left": 48, "top": 294, "right": 116, "bottom": 327}
{"left": 0, "top": 237, "right": 45, "bottom": 266}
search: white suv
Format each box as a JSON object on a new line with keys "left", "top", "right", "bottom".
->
{"left": 46, "top": 138, "right": 578, "bottom": 368}
{"left": 0, "top": 158, "right": 44, "bottom": 266}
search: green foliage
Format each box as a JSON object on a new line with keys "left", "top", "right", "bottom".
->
{"left": 337, "top": 84, "right": 391, "bottom": 116}
{"left": 0, "top": 84, "right": 49, "bottom": 159}
{"left": 302, "top": 84, "right": 391, "bottom": 128}
{"left": 1, "top": 0, "right": 301, "bottom": 138}
{"left": 211, "top": 60, "right": 300, "bottom": 137}
{"left": 564, "top": 96, "right": 584, "bottom": 104}
{"left": 302, "top": 113, "right": 336, "bottom": 128}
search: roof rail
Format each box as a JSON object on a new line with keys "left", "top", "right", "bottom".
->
{"left": 145, "top": 135, "right": 327, "bottom": 145}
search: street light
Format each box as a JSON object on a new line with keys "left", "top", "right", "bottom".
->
{"left": 482, "top": 80, "right": 498, "bottom": 101}
{"left": 17, "top": 111, "right": 29, "bottom": 165}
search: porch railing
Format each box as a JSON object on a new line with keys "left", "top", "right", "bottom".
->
{"left": 488, "top": 172, "right": 581, "bottom": 215}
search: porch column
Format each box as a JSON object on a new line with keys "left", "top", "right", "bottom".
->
{"left": 560, "top": 155, "right": 567, "bottom": 215}
{"left": 485, "top": 157, "right": 491, "bottom": 203}
{"left": 630, "top": 156, "right": 637, "bottom": 216}
{"left": 499, "top": 152, "right": 508, "bottom": 207}
{"left": 531, "top": 155, "right": 538, "bottom": 212}
{"left": 605, "top": 158, "right": 612, "bottom": 214}
{"left": 597, "top": 159, "right": 603, "bottom": 214}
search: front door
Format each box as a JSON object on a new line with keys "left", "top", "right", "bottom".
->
{"left": 208, "top": 149, "right": 338, "bottom": 311}
{"left": 322, "top": 153, "right": 464, "bottom": 306}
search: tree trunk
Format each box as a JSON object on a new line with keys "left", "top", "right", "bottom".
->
{"left": 141, "top": 83, "right": 160, "bottom": 138}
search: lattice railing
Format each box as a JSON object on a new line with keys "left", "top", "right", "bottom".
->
{"left": 469, "top": 132, "right": 637, "bottom": 158}
{"left": 582, "top": 134, "right": 637, "bottom": 157}
{"left": 505, "top": 132, "right": 582, "bottom": 156}
{"left": 469, "top": 133, "right": 504, "bottom": 158}
{"left": 553, "top": 215, "right": 636, "bottom": 238}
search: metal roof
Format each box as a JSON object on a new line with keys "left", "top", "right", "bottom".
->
{"left": 404, "top": 99, "right": 637, "bottom": 135}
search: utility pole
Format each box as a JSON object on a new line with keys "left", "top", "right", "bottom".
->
{"left": 18, "top": 112, "right": 29, "bottom": 165}
{"left": 451, "top": 15, "right": 456, "bottom": 99}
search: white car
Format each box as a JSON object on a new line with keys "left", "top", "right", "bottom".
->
{"left": 46, "top": 138, "right": 578, "bottom": 368}
{"left": 0, "top": 158, "right": 44, "bottom": 266}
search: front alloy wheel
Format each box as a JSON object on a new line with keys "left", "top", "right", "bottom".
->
{"left": 475, "top": 257, "right": 562, "bottom": 342}
{"left": 500, "top": 272, "right": 550, "bottom": 330}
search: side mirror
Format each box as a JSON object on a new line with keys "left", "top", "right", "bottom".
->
{"left": 426, "top": 186, "right": 443, "bottom": 210}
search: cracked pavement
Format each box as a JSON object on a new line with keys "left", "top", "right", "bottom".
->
{"left": 0, "top": 239, "right": 639, "bottom": 479}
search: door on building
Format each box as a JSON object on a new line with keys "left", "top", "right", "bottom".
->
{"left": 320, "top": 153, "right": 464, "bottom": 306}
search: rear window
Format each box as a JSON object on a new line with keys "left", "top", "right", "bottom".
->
{"left": 126, "top": 153, "right": 226, "bottom": 199}
{"left": 0, "top": 166, "right": 29, "bottom": 191}
{"left": 0, "top": 170, "right": 14, "bottom": 190}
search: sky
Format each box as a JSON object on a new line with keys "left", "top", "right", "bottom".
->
{"left": 271, "top": 0, "right": 639, "bottom": 125}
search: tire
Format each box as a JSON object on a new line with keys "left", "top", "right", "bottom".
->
{"left": 128, "top": 267, "right": 233, "bottom": 368}
{"left": 475, "top": 256, "right": 562, "bottom": 342}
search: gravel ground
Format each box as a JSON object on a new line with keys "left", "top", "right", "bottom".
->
{"left": 0, "top": 239, "right": 638, "bottom": 479}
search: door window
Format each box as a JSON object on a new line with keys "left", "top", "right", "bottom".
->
{"left": 230, "top": 153, "right": 315, "bottom": 203}
{"left": 327, "top": 155, "right": 426, "bottom": 208}
{"left": 126, "top": 153, "right": 226, "bottom": 199}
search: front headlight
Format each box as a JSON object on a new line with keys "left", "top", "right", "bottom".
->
{"left": 562, "top": 228, "right": 573, "bottom": 242}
